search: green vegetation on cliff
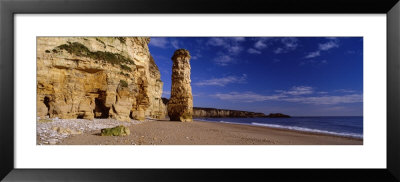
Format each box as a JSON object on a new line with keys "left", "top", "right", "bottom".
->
{"left": 119, "top": 80, "right": 128, "bottom": 87}
{"left": 56, "top": 42, "right": 134, "bottom": 65}
{"left": 116, "top": 37, "right": 126, "bottom": 44}
{"left": 120, "top": 64, "right": 132, "bottom": 71}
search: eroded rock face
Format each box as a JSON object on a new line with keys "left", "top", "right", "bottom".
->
{"left": 37, "top": 37, "right": 167, "bottom": 121}
{"left": 167, "top": 49, "right": 193, "bottom": 122}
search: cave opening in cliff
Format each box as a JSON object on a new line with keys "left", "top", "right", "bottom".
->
{"left": 43, "top": 96, "right": 50, "bottom": 116}
{"left": 77, "top": 113, "right": 84, "bottom": 119}
{"left": 93, "top": 96, "right": 110, "bottom": 118}
{"left": 93, "top": 98, "right": 110, "bottom": 118}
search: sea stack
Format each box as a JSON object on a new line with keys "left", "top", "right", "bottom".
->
{"left": 167, "top": 49, "right": 193, "bottom": 122}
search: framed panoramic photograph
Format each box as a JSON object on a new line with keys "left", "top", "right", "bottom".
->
{"left": 1, "top": 0, "right": 400, "bottom": 181}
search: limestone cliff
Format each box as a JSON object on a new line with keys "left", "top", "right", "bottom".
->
{"left": 162, "top": 97, "right": 290, "bottom": 118}
{"left": 37, "top": 37, "right": 166, "bottom": 121}
{"left": 193, "top": 107, "right": 267, "bottom": 118}
{"left": 193, "top": 107, "right": 291, "bottom": 118}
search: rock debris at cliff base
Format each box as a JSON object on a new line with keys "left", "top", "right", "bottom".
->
{"left": 36, "top": 118, "right": 144, "bottom": 145}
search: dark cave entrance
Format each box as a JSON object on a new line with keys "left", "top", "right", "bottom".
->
{"left": 43, "top": 96, "right": 50, "bottom": 116}
{"left": 93, "top": 92, "right": 110, "bottom": 118}
{"left": 77, "top": 113, "right": 84, "bottom": 119}
{"left": 129, "top": 111, "right": 133, "bottom": 119}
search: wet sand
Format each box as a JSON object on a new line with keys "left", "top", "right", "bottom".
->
{"left": 57, "top": 119, "right": 362, "bottom": 145}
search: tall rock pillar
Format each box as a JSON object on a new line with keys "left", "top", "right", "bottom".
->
{"left": 167, "top": 49, "right": 193, "bottom": 122}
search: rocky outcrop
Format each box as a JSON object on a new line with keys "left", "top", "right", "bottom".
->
{"left": 267, "top": 113, "right": 291, "bottom": 118}
{"left": 193, "top": 107, "right": 267, "bottom": 118}
{"left": 192, "top": 107, "right": 291, "bottom": 118}
{"left": 101, "top": 125, "right": 130, "bottom": 136}
{"left": 145, "top": 55, "right": 167, "bottom": 119}
{"left": 167, "top": 49, "right": 193, "bottom": 122}
{"left": 37, "top": 37, "right": 167, "bottom": 121}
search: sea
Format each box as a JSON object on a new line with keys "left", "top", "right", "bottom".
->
{"left": 198, "top": 116, "right": 363, "bottom": 139}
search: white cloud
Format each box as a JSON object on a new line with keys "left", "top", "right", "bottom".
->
{"left": 149, "top": 37, "right": 169, "bottom": 48}
{"left": 247, "top": 48, "right": 261, "bottom": 54}
{"left": 195, "top": 39, "right": 205, "bottom": 45}
{"left": 283, "top": 94, "right": 362, "bottom": 105}
{"left": 323, "top": 106, "right": 346, "bottom": 111}
{"left": 207, "top": 38, "right": 228, "bottom": 47}
{"left": 300, "top": 59, "right": 328, "bottom": 65}
{"left": 232, "top": 37, "right": 246, "bottom": 42}
{"left": 195, "top": 74, "right": 247, "bottom": 86}
{"left": 253, "top": 37, "right": 298, "bottom": 54}
{"left": 213, "top": 55, "right": 234, "bottom": 66}
{"left": 281, "top": 37, "right": 298, "bottom": 50}
{"left": 191, "top": 50, "right": 202, "bottom": 60}
{"left": 213, "top": 92, "right": 285, "bottom": 102}
{"left": 207, "top": 37, "right": 245, "bottom": 47}
{"left": 335, "top": 89, "right": 357, "bottom": 93}
{"left": 252, "top": 37, "right": 273, "bottom": 50}
{"left": 254, "top": 40, "right": 267, "bottom": 49}
{"left": 273, "top": 48, "right": 283, "bottom": 54}
{"left": 192, "top": 53, "right": 201, "bottom": 60}
{"left": 319, "top": 41, "right": 339, "bottom": 51}
{"left": 228, "top": 46, "right": 243, "bottom": 55}
{"left": 162, "top": 90, "right": 171, "bottom": 98}
{"left": 273, "top": 38, "right": 298, "bottom": 54}
{"left": 212, "top": 86, "right": 363, "bottom": 105}
{"left": 276, "top": 86, "right": 314, "bottom": 95}
{"left": 213, "top": 91, "right": 362, "bottom": 105}
{"left": 305, "top": 39, "right": 339, "bottom": 59}
{"left": 149, "top": 38, "right": 183, "bottom": 50}
{"left": 305, "top": 51, "right": 321, "bottom": 58}
{"left": 207, "top": 37, "right": 245, "bottom": 57}
{"left": 171, "top": 40, "right": 180, "bottom": 49}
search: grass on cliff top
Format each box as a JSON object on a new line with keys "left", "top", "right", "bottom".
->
{"left": 56, "top": 42, "right": 134, "bottom": 65}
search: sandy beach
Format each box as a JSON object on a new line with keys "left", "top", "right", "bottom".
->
{"left": 40, "top": 119, "right": 362, "bottom": 145}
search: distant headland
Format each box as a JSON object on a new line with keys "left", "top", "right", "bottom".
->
{"left": 162, "top": 98, "right": 289, "bottom": 118}
{"left": 193, "top": 107, "right": 290, "bottom": 118}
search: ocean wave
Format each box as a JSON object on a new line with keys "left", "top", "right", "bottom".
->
{"left": 219, "top": 121, "right": 244, "bottom": 124}
{"left": 251, "top": 122, "right": 363, "bottom": 139}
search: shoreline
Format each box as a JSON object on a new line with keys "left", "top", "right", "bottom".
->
{"left": 193, "top": 119, "right": 363, "bottom": 140}
{"left": 41, "top": 118, "right": 362, "bottom": 145}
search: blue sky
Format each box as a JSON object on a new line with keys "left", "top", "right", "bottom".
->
{"left": 148, "top": 37, "right": 363, "bottom": 116}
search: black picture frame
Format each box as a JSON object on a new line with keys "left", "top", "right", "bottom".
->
{"left": 1, "top": 0, "right": 399, "bottom": 181}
